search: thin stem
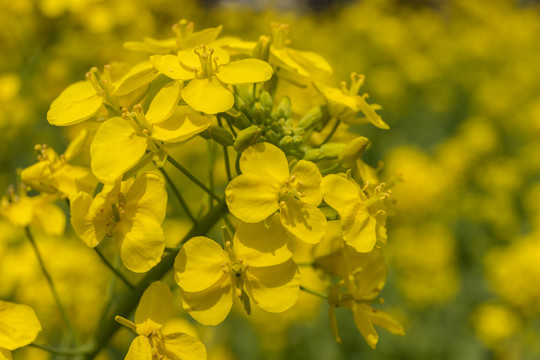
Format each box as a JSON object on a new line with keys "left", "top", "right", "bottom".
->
{"left": 25, "top": 227, "right": 78, "bottom": 342}
{"left": 207, "top": 140, "right": 215, "bottom": 209}
{"left": 159, "top": 167, "right": 196, "bottom": 224}
{"left": 319, "top": 118, "right": 341, "bottom": 146}
{"left": 218, "top": 117, "right": 233, "bottom": 182}
{"left": 300, "top": 285, "right": 328, "bottom": 300}
{"left": 224, "top": 117, "right": 238, "bottom": 137}
{"left": 96, "top": 255, "right": 120, "bottom": 334}
{"left": 167, "top": 157, "right": 224, "bottom": 203}
{"left": 30, "top": 343, "right": 93, "bottom": 356}
{"left": 85, "top": 201, "right": 228, "bottom": 359}
{"left": 235, "top": 152, "right": 242, "bottom": 176}
{"left": 94, "top": 247, "right": 134, "bottom": 290}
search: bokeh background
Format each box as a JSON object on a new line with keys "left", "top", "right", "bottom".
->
{"left": 2, "top": 0, "right": 540, "bottom": 359}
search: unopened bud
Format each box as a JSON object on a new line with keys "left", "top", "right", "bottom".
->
{"left": 298, "top": 105, "right": 330, "bottom": 130}
{"left": 259, "top": 91, "right": 273, "bottom": 110}
{"left": 233, "top": 125, "right": 262, "bottom": 152}
{"left": 207, "top": 126, "right": 234, "bottom": 146}
{"left": 274, "top": 96, "right": 292, "bottom": 119}
{"left": 339, "top": 137, "right": 369, "bottom": 168}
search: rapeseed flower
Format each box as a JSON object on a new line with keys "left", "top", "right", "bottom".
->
{"left": 70, "top": 171, "right": 167, "bottom": 272}
{"left": 226, "top": 142, "right": 326, "bottom": 244}
{"left": 115, "top": 281, "right": 206, "bottom": 360}
{"left": 174, "top": 222, "right": 299, "bottom": 325}
{"left": 0, "top": 300, "right": 41, "bottom": 360}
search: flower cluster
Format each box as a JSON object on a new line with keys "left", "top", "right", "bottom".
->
{"left": 1, "top": 19, "right": 402, "bottom": 358}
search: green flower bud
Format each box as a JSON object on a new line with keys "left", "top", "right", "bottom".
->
{"left": 259, "top": 91, "right": 273, "bottom": 110}
{"left": 320, "top": 143, "right": 346, "bottom": 158}
{"left": 252, "top": 102, "right": 266, "bottom": 124}
{"left": 303, "top": 148, "right": 325, "bottom": 161}
{"left": 208, "top": 125, "right": 234, "bottom": 147}
{"left": 274, "top": 96, "right": 292, "bottom": 119}
{"left": 339, "top": 137, "right": 370, "bottom": 168}
{"left": 298, "top": 105, "right": 330, "bottom": 129}
{"left": 234, "top": 85, "right": 255, "bottom": 106}
{"left": 279, "top": 135, "right": 293, "bottom": 148}
{"left": 234, "top": 125, "right": 262, "bottom": 152}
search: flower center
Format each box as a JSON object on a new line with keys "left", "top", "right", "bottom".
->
{"left": 194, "top": 46, "right": 220, "bottom": 79}
{"left": 278, "top": 174, "right": 305, "bottom": 202}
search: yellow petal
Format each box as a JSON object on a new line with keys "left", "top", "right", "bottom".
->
{"left": 150, "top": 55, "right": 195, "bottom": 81}
{"left": 215, "top": 59, "right": 273, "bottom": 85}
{"left": 115, "top": 218, "right": 165, "bottom": 273}
{"left": 70, "top": 192, "right": 108, "bottom": 247}
{"left": 353, "top": 304, "right": 379, "bottom": 349}
{"left": 124, "top": 37, "right": 176, "bottom": 54}
{"left": 341, "top": 203, "right": 377, "bottom": 253}
{"left": 53, "top": 165, "right": 98, "bottom": 200}
{"left": 125, "top": 336, "right": 152, "bottom": 360}
{"left": 321, "top": 174, "right": 361, "bottom": 212}
{"left": 174, "top": 236, "right": 229, "bottom": 293}
{"left": 124, "top": 172, "right": 167, "bottom": 223}
{"left": 288, "top": 49, "right": 333, "bottom": 75}
{"left": 179, "top": 25, "right": 223, "bottom": 49}
{"left": 32, "top": 200, "right": 65, "bottom": 236}
{"left": 0, "top": 301, "right": 41, "bottom": 351}
{"left": 0, "top": 197, "right": 33, "bottom": 227}
{"left": 113, "top": 61, "right": 159, "bottom": 96}
{"left": 134, "top": 281, "right": 173, "bottom": 336}
{"left": 181, "top": 78, "right": 233, "bottom": 114}
{"left": 280, "top": 199, "right": 327, "bottom": 244}
{"left": 152, "top": 109, "right": 211, "bottom": 143}
{"left": 47, "top": 81, "right": 103, "bottom": 126}
{"left": 240, "top": 142, "right": 289, "bottom": 184}
{"left": 180, "top": 274, "right": 233, "bottom": 326}
{"left": 365, "top": 307, "right": 405, "bottom": 336}
{"left": 162, "top": 332, "right": 207, "bottom": 360}
{"left": 244, "top": 259, "right": 300, "bottom": 313}
{"left": 343, "top": 246, "right": 387, "bottom": 299}
{"left": 290, "top": 160, "right": 323, "bottom": 206}
{"left": 270, "top": 48, "right": 309, "bottom": 77}
{"left": 90, "top": 117, "right": 147, "bottom": 183}
{"left": 233, "top": 216, "right": 292, "bottom": 267}
{"left": 146, "top": 80, "right": 182, "bottom": 124}
{"left": 178, "top": 47, "right": 230, "bottom": 70}
{"left": 356, "top": 96, "right": 389, "bottom": 130}
{"left": 313, "top": 81, "right": 357, "bottom": 110}
{"left": 0, "top": 348, "right": 12, "bottom": 360}
{"left": 225, "top": 174, "right": 279, "bottom": 223}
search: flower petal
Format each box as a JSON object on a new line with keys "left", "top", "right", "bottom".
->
{"left": 124, "top": 172, "right": 167, "bottom": 223}
{"left": 174, "top": 236, "right": 229, "bottom": 293}
{"left": 356, "top": 96, "right": 389, "bottom": 130}
{"left": 47, "top": 81, "right": 103, "bottom": 126}
{"left": 320, "top": 174, "right": 361, "bottom": 212}
{"left": 113, "top": 61, "right": 159, "bottom": 96}
{"left": 179, "top": 25, "right": 223, "bottom": 49}
{"left": 353, "top": 304, "right": 379, "bottom": 349}
{"left": 182, "top": 78, "right": 233, "bottom": 114}
{"left": 365, "top": 307, "right": 405, "bottom": 336}
{"left": 290, "top": 160, "right": 323, "bottom": 206}
{"left": 90, "top": 117, "right": 148, "bottom": 183}
{"left": 215, "top": 59, "right": 273, "bottom": 85}
{"left": 162, "top": 332, "right": 207, "bottom": 360}
{"left": 152, "top": 109, "right": 211, "bottom": 143}
{"left": 280, "top": 199, "right": 327, "bottom": 244}
{"left": 244, "top": 259, "right": 300, "bottom": 313}
{"left": 150, "top": 54, "right": 195, "bottom": 81}
{"left": 225, "top": 174, "right": 279, "bottom": 223}
{"left": 240, "top": 142, "right": 289, "bottom": 184}
{"left": 145, "top": 80, "right": 182, "bottom": 124}
{"left": 70, "top": 192, "right": 103, "bottom": 247}
{"left": 125, "top": 336, "right": 152, "bottom": 360}
{"left": 180, "top": 274, "right": 233, "bottom": 326}
{"left": 341, "top": 203, "right": 377, "bottom": 253}
{"left": 313, "top": 81, "right": 357, "bottom": 110}
{"left": 233, "top": 216, "right": 292, "bottom": 267}
{"left": 135, "top": 281, "right": 173, "bottom": 336}
{"left": 0, "top": 301, "right": 41, "bottom": 351}
{"left": 115, "top": 218, "right": 165, "bottom": 273}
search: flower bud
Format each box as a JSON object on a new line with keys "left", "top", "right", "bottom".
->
{"left": 274, "top": 96, "right": 292, "bottom": 119}
{"left": 339, "top": 137, "right": 370, "bottom": 168}
{"left": 208, "top": 125, "right": 234, "bottom": 146}
{"left": 298, "top": 105, "right": 330, "bottom": 129}
{"left": 233, "top": 125, "right": 262, "bottom": 152}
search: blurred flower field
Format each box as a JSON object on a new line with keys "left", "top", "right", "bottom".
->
{"left": 1, "top": 0, "right": 540, "bottom": 359}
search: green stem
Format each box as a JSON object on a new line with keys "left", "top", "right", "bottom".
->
{"left": 319, "top": 118, "right": 341, "bottom": 146}
{"left": 159, "top": 167, "right": 196, "bottom": 224}
{"left": 167, "top": 157, "right": 224, "bottom": 204}
{"left": 218, "top": 117, "right": 233, "bottom": 182}
{"left": 84, "top": 201, "right": 228, "bottom": 359}
{"left": 300, "top": 285, "right": 328, "bottom": 300}
{"left": 30, "top": 343, "right": 93, "bottom": 356}
{"left": 207, "top": 140, "right": 215, "bottom": 209}
{"left": 25, "top": 227, "right": 78, "bottom": 343}
{"left": 94, "top": 247, "right": 134, "bottom": 289}
{"left": 296, "top": 262, "right": 314, "bottom": 267}
{"left": 235, "top": 152, "right": 242, "bottom": 176}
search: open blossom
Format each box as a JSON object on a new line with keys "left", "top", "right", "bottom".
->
{"left": 115, "top": 281, "right": 207, "bottom": 360}
{"left": 226, "top": 142, "right": 327, "bottom": 244}
{"left": 174, "top": 220, "right": 299, "bottom": 325}
{"left": 70, "top": 171, "right": 167, "bottom": 273}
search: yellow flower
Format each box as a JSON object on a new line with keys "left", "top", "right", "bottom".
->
{"left": 115, "top": 281, "right": 207, "bottom": 360}
{"left": 90, "top": 80, "right": 211, "bottom": 182}
{"left": 21, "top": 131, "right": 97, "bottom": 200}
{"left": 318, "top": 243, "right": 404, "bottom": 349}
{"left": 0, "top": 300, "right": 41, "bottom": 360}
{"left": 174, "top": 222, "right": 299, "bottom": 325}
{"left": 321, "top": 174, "right": 389, "bottom": 252}
{"left": 151, "top": 46, "right": 273, "bottom": 114}
{"left": 70, "top": 171, "right": 167, "bottom": 273}
{"left": 314, "top": 73, "right": 389, "bottom": 129}
{"left": 0, "top": 188, "right": 65, "bottom": 236}
{"left": 226, "top": 142, "right": 327, "bottom": 244}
